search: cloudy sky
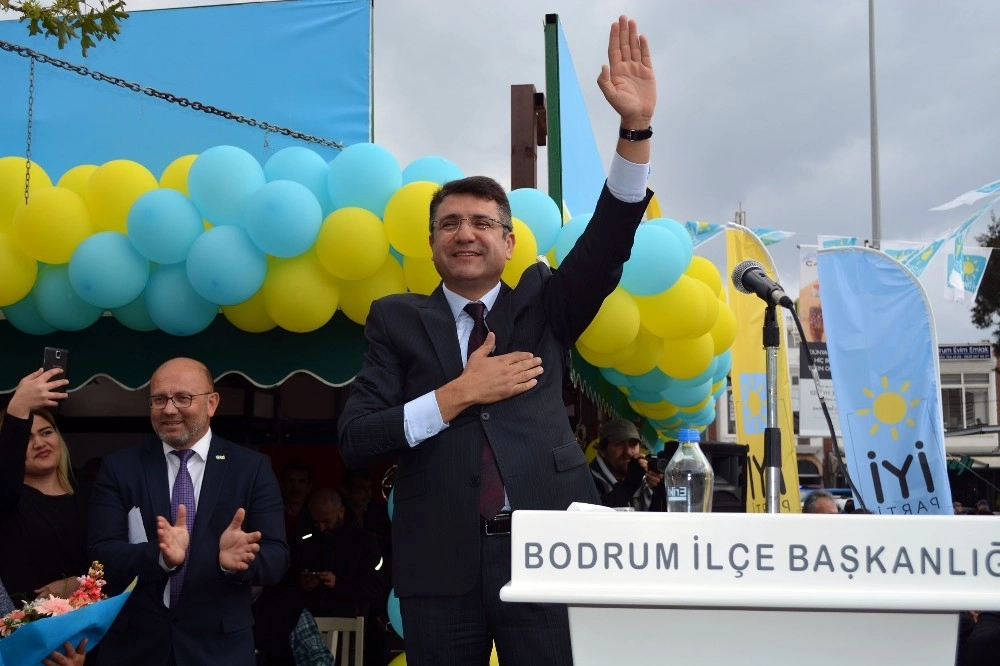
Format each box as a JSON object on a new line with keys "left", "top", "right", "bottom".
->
{"left": 373, "top": 1, "right": 1000, "bottom": 344}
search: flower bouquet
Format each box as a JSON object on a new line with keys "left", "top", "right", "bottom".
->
{"left": 0, "top": 562, "right": 135, "bottom": 666}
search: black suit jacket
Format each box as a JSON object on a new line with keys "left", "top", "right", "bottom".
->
{"left": 88, "top": 435, "right": 289, "bottom": 666}
{"left": 338, "top": 185, "right": 652, "bottom": 597}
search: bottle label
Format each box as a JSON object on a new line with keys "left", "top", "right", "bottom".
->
{"left": 667, "top": 486, "right": 688, "bottom": 499}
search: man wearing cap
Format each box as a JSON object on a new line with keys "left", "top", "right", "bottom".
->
{"left": 590, "top": 419, "right": 662, "bottom": 511}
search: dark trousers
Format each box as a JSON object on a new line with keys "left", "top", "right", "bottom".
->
{"left": 399, "top": 531, "right": 573, "bottom": 665}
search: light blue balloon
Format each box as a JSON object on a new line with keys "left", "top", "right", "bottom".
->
{"left": 647, "top": 217, "right": 694, "bottom": 267}
{"left": 146, "top": 263, "right": 219, "bottom": 336}
{"left": 327, "top": 143, "right": 401, "bottom": 218}
{"left": 188, "top": 145, "right": 266, "bottom": 227}
{"left": 387, "top": 587, "right": 403, "bottom": 638}
{"left": 627, "top": 387, "right": 664, "bottom": 404}
{"left": 127, "top": 188, "right": 204, "bottom": 264}
{"left": 554, "top": 213, "right": 592, "bottom": 265}
{"left": 186, "top": 226, "right": 267, "bottom": 305}
{"left": 264, "top": 146, "right": 334, "bottom": 214}
{"left": 69, "top": 231, "right": 150, "bottom": 309}
{"left": 713, "top": 350, "right": 732, "bottom": 382}
{"left": 508, "top": 188, "right": 562, "bottom": 254}
{"left": 386, "top": 486, "right": 394, "bottom": 521}
{"left": 33, "top": 264, "right": 104, "bottom": 331}
{"left": 402, "top": 156, "right": 463, "bottom": 185}
{"left": 244, "top": 180, "right": 323, "bottom": 258}
{"left": 621, "top": 224, "right": 687, "bottom": 296}
{"left": 112, "top": 289, "right": 158, "bottom": 331}
{"left": 661, "top": 379, "right": 712, "bottom": 408}
{"left": 598, "top": 366, "right": 630, "bottom": 388}
{"left": 649, "top": 439, "right": 666, "bottom": 455}
{"left": 626, "top": 366, "right": 673, "bottom": 394}
{"left": 2, "top": 295, "right": 56, "bottom": 335}
{"left": 686, "top": 402, "right": 718, "bottom": 428}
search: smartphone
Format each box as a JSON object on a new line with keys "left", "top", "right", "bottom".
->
{"left": 42, "top": 347, "right": 70, "bottom": 380}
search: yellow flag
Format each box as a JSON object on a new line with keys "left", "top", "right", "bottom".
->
{"left": 726, "top": 224, "right": 802, "bottom": 512}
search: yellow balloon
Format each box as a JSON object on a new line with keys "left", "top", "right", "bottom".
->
{"left": 387, "top": 653, "right": 407, "bottom": 666}
{"left": 402, "top": 255, "right": 441, "bottom": 295}
{"left": 575, "top": 338, "right": 637, "bottom": 368}
{"left": 500, "top": 217, "right": 537, "bottom": 286}
{"left": 263, "top": 251, "right": 340, "bottom": 332}
{"left": 657, "top": 332, "right": 715, "bottom": 380}
{"left": 339, "top": 256, "right": 407, "bottom": 324}
{"left": 490, "top": 643, "right": 499, "bottom": 666}
{"left": 316, "top": 207, "right": 390, "bottom": 280}
{"left": 12, "top": 186, "right": 95, "bottom": 264}
{"left": 615, "top": 324, "right": 665, "bottom": 376}
{"left": 0, "top": 156, "right": 52, "bottom": 233}
{"left": 685, "top": 255, "right": 723, "bottom": 294}
{"left": 545, "top": 246, "right": 558, "bottom": 268}
{"left": 159, "top": 154, "right": 198, "bottom": 195}
{"left": 383, "top": 180, "right": 438, "bottom": 259}
{"left": 56, "top": 164, "right": 98, "bottom": 198}
{"left": 583, "top": 437, "right": 600, "bottom": 463}
{"left": 85, "top": 159, "right": 158, "bottom": 232}
{"left": 0, "top": 232, "right": 38, "bottom": 306}
{"left": 222, "top": 289, "right": 276, "bottom": 333}
{"left": 710, "top": 300, "right": 738, "bottom": 355}
{"left": 635, "top": 275, "right": 717, "bottom": 340}
{"left": 577, "top": 287, "right": 640, "bottom": 354}
{"left": 629, "top": 399, "right": 678, "bottom": 421}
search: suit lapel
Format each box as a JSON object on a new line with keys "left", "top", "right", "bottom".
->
{"left": 419, "top": 287, "right": 464, "bottom": 378}
{"left": 194, "top": 436, "right": 229, "bottom": 543}
{"left": 142, "top": 440, "right": 171, "bottom": 524}
{"left": 487, "top": 283, "right": 513, "bottom": 355}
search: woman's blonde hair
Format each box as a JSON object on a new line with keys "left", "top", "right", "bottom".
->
{"left": 0, "top": 408, "right": 75, "bottom": 495}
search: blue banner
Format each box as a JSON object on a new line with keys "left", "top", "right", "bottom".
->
{"left": 0, "top": 0, "right": 371, "bottom": 179}
{"left": 817, "top": 247, "right": 952, "bottom": 515}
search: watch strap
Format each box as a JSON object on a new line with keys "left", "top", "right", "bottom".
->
{"left": 619, "top": 126, "right": 653, "bottom": 141}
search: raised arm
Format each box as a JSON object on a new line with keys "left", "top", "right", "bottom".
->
{"left": 597, "top": 15, "right": 656, "bottom": 165}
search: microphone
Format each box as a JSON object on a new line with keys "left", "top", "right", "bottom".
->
{"left": 731, "top": 260, "right": 794, "bottom": 309}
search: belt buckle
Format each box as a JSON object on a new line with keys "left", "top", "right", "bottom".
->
{"left": 483, "top": 512, "right": 511, "bottom": 536}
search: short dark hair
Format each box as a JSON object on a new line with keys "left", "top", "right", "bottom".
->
{"left": 428, "top": 176, "right": 513, "bottom": 234}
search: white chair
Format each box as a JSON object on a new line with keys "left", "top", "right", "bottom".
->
{"left": 314, "top": 615, "right": 365, "bottom": 666}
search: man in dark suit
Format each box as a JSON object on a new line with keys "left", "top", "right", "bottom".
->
{"left": 89, "top": 357, "right": 289, "bottom": 666}
{"left": 338, "top": 15, "right": 656, "bottom": 665}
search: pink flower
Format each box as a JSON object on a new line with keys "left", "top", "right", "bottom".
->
{"left": 33, "top": 596, "right": 73, "bottom": 616}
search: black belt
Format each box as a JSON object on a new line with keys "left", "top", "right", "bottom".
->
{"left": 481, "top": 512, "right": 511, "bottom": 536}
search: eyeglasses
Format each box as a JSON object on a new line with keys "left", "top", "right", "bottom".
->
{"left": 148, "top": 393, "right": 214, "bottom": 409}
{"left": 432, "top": 214, "right": 512, "bottom": 234}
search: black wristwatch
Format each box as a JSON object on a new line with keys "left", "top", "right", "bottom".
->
{"left": 619, "top": 126, "right": 653, "bottom": 141}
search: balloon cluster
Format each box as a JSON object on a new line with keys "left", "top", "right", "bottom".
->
{"left": 0, "top": 146, "right": 481, "bottom": 336}
{"left": 561, "top": 216, "right": 737, "bottom": 443}
{"left": 0, "top": 145, "right": 735, "bottom": 434}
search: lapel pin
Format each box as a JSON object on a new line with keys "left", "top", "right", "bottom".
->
{"left": 215, "top": 454, "right": 226, "bottom": 460}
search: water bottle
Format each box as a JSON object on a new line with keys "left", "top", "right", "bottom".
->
{"left": 664, "top": 429, "right": 714, "bottom": 512}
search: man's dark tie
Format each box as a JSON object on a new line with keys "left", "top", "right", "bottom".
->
{"left": 464, "top": 302, "right": 505, "bottom": 519}
{"left": 170, "top": 449, "right": 196, "bottom": 607}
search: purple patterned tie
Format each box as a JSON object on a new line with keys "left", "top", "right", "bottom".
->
{"left": 464, "top": 303, "right": 505, "bottom": 519}
{"left": 170, "top": 449, "right": 196, "bottom": 607}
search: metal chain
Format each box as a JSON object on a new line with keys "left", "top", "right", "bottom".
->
{"left": 1, "top": 39, "right": 345, "bottom": 151}
{"left": 24, "top": 58, "right": 34, "bottom": 204}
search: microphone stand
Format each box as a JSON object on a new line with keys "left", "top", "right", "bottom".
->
{"left": 762, "top": 303, "right": 782, "bottom": 513}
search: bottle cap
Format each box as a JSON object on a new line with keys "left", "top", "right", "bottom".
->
{"left": 678, "top": 428, "right": 700, "bottom": 442}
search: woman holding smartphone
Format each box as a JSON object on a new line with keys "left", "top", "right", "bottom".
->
{"left": 0, "top": 369, "right": 89, "bottom": 598}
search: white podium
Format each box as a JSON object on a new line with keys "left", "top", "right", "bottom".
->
{"left": 500, "top": 509, "right": 1000, "bottom": 666}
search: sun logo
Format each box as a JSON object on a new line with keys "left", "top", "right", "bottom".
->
{"left": 738, "top": 372, "right": 766, "bottom": 435}
{"left": 856, "top": 375, "right": 920, "bottom": 441}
